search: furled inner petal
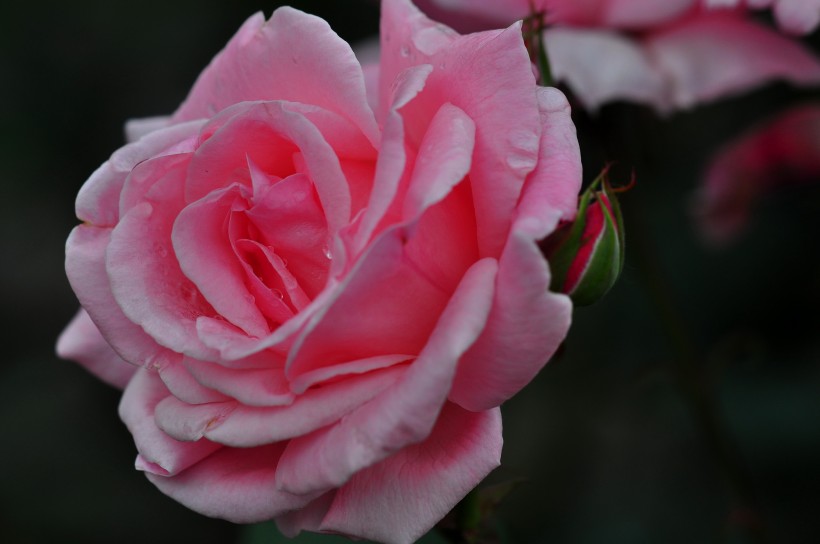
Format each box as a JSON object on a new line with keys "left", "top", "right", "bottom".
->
{"left": 244, "top": 172, "right": 331, "bottom": 299}
{"left": 173, "top": 184, "right": 270, "bottom": 338}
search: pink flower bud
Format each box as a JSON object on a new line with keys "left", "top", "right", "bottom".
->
{"left": 541, "top": 169, "right": 627, "bottom": 306}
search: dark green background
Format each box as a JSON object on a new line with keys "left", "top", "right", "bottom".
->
{"left": 1, "top": 1, "right": 818, "bottom": 543}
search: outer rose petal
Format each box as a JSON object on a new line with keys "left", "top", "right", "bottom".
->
{"left": 56, "top": 309, "right": 137, "bottom": 389}
{"left": 120, "top": 369, "right": 221, "bottom": 476}
{"left": 287, "top": 405, "right": 503, "bottom": 544}
{"left": 170, "top": 9, "right": 379, "bottom": 147}
{"left": 145, "top": 444, "right": 316, "bottom": 523}
{"left": 65, "top": 225, "right": 176, "bottom": 369}
{"left": 449, "top": 87, "right": 579, "bottom": 411}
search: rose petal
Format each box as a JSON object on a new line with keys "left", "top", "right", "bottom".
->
{"left": 156, "top": 365, "right": 405, "bottom": 446}
{"left": 276, "top": 258, "right": 497, "bottom": 496}
{"left": 516, "top": 87, "right": 583, "bottom": 235}
{"left": 65, "top": 225, "right": 174, "bottom": 368}
{"left": 144, "top": 444, "right": 316, "bottom": 523}
{"left": 157, "top": 357, "right": 230, "bottom": 405}
{"left": 184, "top": 358, "right": 294, "bottom": 407}
{"left": 56, "top": 309, "right": 138, "bottom": 389}
{"left": 107, "top": 166, "right": 220, "bottom": 361}
{"left": 186, "top": 101, "right": 350, "bottom": 238}
{"left": 244, "top": 172, "right": 330, "bottom": 299}
{"left": 318, "top": 404, "right": 502, "bottom": 544}
{"left": 350, "top": 64, "right": 432, "bottom": 256}
{"left": 171, "top": 9, "right": 379, "bottom": 147}
{"left": 402, "top": 103, "right": 475, "bottom": 220}
{"left": 381, "top": 0, "right": 541, "bottom": 256}
{"left": 119, "top": 369, "right": 221, "bottom": 476}
{"left": 172, "top": 184, "right": 269, "bottom": 337}
{"left": 284, "top": 226, "right": 452, "bottom": 386}
{"left": 76, "top": 121, "right": 202, "bottom": 227}
{"left": 449, "top": 226, "right": 572, "bottom": 411}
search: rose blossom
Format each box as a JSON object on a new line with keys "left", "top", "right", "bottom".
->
{"left": 57, "top": 0, "right": 582, "bottom": 541}
{"left": 416, "top": 0, "right": 820, "bottom": 111}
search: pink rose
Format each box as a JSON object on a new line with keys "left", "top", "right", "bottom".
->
{"left": 57, "top": 0, "right": 581, "bottom": 542}
{"left": 416, "top": 0, "right": 820, "bottom": 111}
{"left": 694, "top": 104, "right": 820, "bottom": 245}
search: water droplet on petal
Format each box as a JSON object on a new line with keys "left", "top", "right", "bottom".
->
{"left": 272, "top": 289, "right": 284, "bottom": 301}
{"left": 322, "top": 246, "right": 333, "bottom": 260}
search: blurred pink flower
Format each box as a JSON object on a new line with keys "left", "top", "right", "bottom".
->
{"left": 694, "top": 104, "right": 820, "bottom": 245}
{"left": 703, "top": 0, "right": 820, "bottom": 35}
{"left": 57, "top": 0, "right": 582, "bottom": 541}
{"left": 416, "top": 0, "right": 820, "bottom": 111}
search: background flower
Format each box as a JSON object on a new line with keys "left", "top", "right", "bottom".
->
{"left": 416, "top": 0, "right": 820, "bottom": 111}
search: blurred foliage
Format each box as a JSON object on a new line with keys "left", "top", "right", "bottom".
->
{"left": 1, "top": 1, "right": 819, "bottom": 543}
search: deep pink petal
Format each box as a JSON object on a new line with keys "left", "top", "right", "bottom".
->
{"left": 319, "top": 404, "right": 502, "bottom": 544}
{"left": 144, "top": 444, "right": 316, "bottom": 523}
{"left": 65, "top": 225, "right": 174, "bottom": 368}
{"left": 119, "top": 369, "right": 221, "bottom": 476}
{"left": 276, "top": 258, "right": 497, "bottom": 496}
{"left": 56, "top": 309, "right": 138, "bottom": 389}
{"left": 171, "top": 9, "right": 379, "bottom": 146}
